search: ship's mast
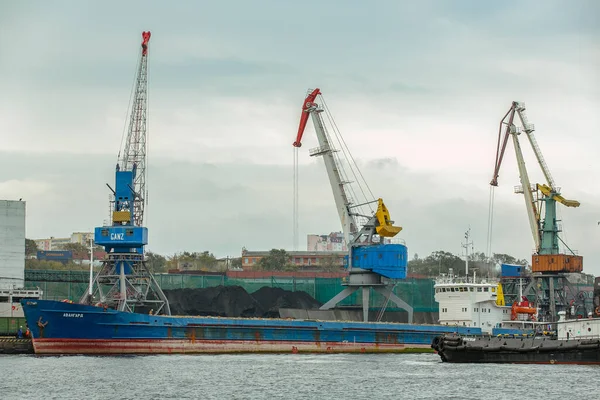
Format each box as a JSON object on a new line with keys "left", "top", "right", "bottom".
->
{"left": 462, "top": 228, "right": 473, "bottom": 277}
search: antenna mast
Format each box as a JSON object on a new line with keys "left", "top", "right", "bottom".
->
{"left": 462, "top": 228, "right": 473, "bottom": 276}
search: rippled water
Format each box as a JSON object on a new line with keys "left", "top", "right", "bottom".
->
{"left": 1, "top": 353, "right": 597, "bottom": 399}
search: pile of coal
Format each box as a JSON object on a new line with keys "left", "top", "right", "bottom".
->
{"left": 163, "top": 285, "right": 321, "bottom": 318}
{"left": 251, "top": 287, "right": 322, "bottom": 318}
{"left": 164, "top": 286, "right": 264, "bottom": 317}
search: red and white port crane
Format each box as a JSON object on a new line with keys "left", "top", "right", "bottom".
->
{"left": 293, "top": 88, "right": 412, "bottom": 323}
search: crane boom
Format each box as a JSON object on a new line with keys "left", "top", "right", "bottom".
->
{"left": 293, "top": 88, "right": 320, "bottom": 148}
{"left": 296, "top": 89, "right": 359, "bottom": 243}
{"left": 537, "top": 184, "right": 580, "bottom": 208}
{"left": 514, "top": 102, "right": 556, "bottom": 190}
{"left": 120, "top": 31, "right": 151, "bottom": 227}
{"left": 490, "top": 106, "right": 514, "bottom": 187}
{"left": 510, "top": 124, "right": 541, "bottom": 251}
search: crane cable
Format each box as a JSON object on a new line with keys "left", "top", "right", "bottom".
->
{"left": 556, "top": 204, "right": 569, "bottom": 254}
{"left": 109, "top": 46, "right": 142, "bottom": 225}
{"left": 323, "top": 112, "right": 369, "bottom": 227}
{"left": 319, "top": 97, "right": 363, "bottom": 222}
{"left": 320, "top": 95, "right": 375, "bottom": 219}
{"left": 322, "top": 95, "right": 375, "bottom": 203}
{"left": 144, "top": 51, "right": 150, "bottom": 228}
{"left": 293, "top": 146, "right": 299, "bottom": 251}
{"left": 118, "top": 46, "right": 142, "bottom": 164}
{"left": 486, "top": 185, "right": 496, "bottom": 261}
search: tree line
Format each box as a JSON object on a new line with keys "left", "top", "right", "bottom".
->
{"left": 408, "top": 250, "right": 529, "bottom": 278}
{"left": 245, "top": 249, "right": 529, "bottom": 276}
{"left": 25, "top": 239, "right": 238, "bottom": 273}
{"left": 24, "top": 238, "right": 529, "bottom": 277}
{"left": 250, "top": 249, "right": 342, "bottom": 272}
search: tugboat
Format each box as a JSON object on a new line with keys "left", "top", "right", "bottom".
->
{"left": 433, "top": 277, "right": 600, "bottom": 364}
{"left": 431, "top": 310, "right": 600, "bottom": 364}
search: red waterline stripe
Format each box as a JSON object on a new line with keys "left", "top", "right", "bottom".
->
{"left": 33, "top": 339, "right": 430, "bottom": 354}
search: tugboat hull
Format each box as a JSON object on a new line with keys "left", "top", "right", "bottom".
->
{"left": 432, "top": 335, "right": 600, "bottom": 364}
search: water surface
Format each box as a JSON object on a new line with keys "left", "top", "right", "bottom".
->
{"left": 1, "top": 353, "right": 597, "bottom": 399}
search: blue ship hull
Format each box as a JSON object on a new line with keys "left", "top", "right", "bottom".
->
{"left": 21, "top": 299, "right": 482, "bottom": 355}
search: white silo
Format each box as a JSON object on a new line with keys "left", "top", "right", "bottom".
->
{"left": 0, "top": 200, "right": 26, "bottom": 289}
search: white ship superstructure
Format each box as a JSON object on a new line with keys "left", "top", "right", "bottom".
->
{"left": 434, "top": 273, "right": 512, "bottom": 333}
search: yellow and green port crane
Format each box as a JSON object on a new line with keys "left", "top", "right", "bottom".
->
{"left": 490, "top": 101, "right": 581, "bottom": 262}
{"left": 489, "top": 101, "right": 583, "bottom": 321}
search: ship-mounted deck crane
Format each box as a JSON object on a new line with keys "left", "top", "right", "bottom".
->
{"left": 79, "top": 32, "right": 170, "bottom": 316}
{"left": 489, "top": 101, "right": 582, "bottom": 321}
{"left": 294, "top": 88, "right": 413, "bottom": 323}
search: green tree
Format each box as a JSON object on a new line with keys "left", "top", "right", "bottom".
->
{"left": 319, "top": 254, "right": 342, "bottom": 272}
{"left": 469, "top": 251, "right": 488, "bottom": 263}
{"left": 146, "top": 251, "right": 168, "bottom": 273}
{"left": 60, "top": 242, "right": 90, "bottom": 256}
{"left": 196, "top": 251, "right": 218, "bottom": 271}
{"left": 408, "top": 250, "right": 463, "bottom": 276}
{"left": 166, "top": 251, "right": 218, "bottom": 271}
{"left": 492, "top": 253, "right": 529, "bottom": 267}
{"left": 25, "top": 259, "right": 87, "bottom": 271}
{"left": 230, "top": 257, "right": 242, "bottom": 269}
{"left": 408, "top": 249, "right": 530, "bottom": 277}
{"left": 25, "top": 239, "right": 38, "bottom": 256}
{"left": 255, "top": 249, "right": 292, "bottom": 271}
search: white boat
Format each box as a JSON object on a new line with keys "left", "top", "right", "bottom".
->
{"left": 433, "top": 230, "right": 538, "bottom": 335}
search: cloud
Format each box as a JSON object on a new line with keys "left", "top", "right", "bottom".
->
{"left": 1, "top": 150, "right": 598, "bottom": 275}
{"left": 0, "top": 1, "right": 598, "bottom": 275}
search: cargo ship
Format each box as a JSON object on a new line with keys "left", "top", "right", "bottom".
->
{"left": 20, "top": 259, "right": 531, "bottom": 355}
{"left": 21, "top": 299, "right": 481, "bottom": 355}
{"left": 20, "top": 212, "right": 532, "bottom": 355}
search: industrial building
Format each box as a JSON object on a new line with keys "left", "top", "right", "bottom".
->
{"left": 0, "top": 200, "right": 42, "bottom": 318}
{"left": 307, "top": 232, "right": 347, "bottom": 252}
{"left": 35, "top": 231, "right": 94, "bottom": 251}
{"left": 0, "top": 200, "right": 26, "bottom": 289}
{"left": 241, "top": 249, "right": 346, "bottom": 271}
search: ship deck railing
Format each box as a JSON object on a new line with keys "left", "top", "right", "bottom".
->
{"left": 562, "top": 334, "right": 600, "bottom": 340}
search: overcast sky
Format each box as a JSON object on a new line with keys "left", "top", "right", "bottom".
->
{"left": 1, "top": 1, "right": 599, "bottom": 274}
